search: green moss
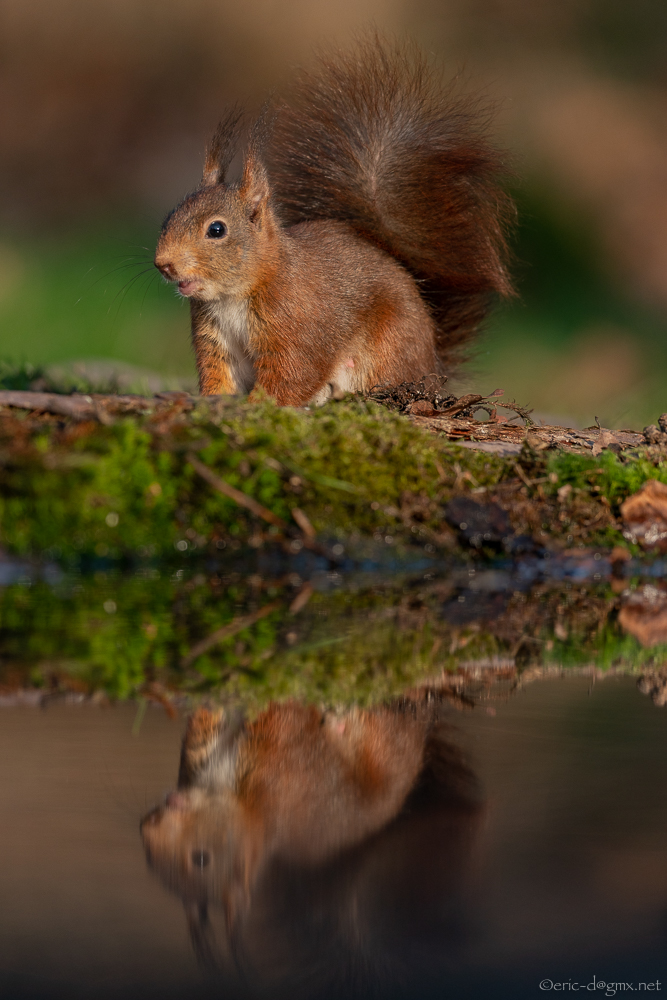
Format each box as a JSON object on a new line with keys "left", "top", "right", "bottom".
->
{"left": 0, "top": 396, "right": 473, "bottom": 558}
{"left": 547, "top": 448, "right": 667, "bottom": 501}
{"left": 3, "top": 395, "right": 666, "bottom": 561}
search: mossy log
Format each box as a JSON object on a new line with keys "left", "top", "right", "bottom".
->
{"left": 2, "top": 390, "right": 667, "bottom": 703}
{"left": 0, "top": 390, "right": 666, "bottom": 561}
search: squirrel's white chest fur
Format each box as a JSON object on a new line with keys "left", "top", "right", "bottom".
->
{"left": 209, "top": 297, "right": 256, "bottom": 393}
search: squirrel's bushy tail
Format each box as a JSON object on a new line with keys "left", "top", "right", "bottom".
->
{"left": 267, "top": 37, "right": 514, "bottom": 366}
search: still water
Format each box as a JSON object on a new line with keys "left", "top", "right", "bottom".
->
{"left": 1, "top": 550, "right": 666, "bottom": 999}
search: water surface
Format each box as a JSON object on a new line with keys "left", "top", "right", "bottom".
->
{"left": 1, "top": 550, "right": 666, "bottom": 998}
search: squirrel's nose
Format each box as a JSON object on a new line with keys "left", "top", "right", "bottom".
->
{"left": 155, "top": 259, "right": 176, "bottom": 280}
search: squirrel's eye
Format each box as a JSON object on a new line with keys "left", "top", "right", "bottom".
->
{"left": 206, "top": 221, "right": 227, "bottom": 239}
{"left": 191, "top": 848, "right": 211, "bottom": 869}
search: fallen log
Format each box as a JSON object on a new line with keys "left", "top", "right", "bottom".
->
{"left": 0, "top": 389, "right": 657, "bottom": 456}
{"left": 408, "top": 413, "right": 645, "bottom": 454}
{"left": 0, "top": 389, "right": 195, "bottom": 421}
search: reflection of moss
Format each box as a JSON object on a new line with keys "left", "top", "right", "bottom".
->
{"left": 0, "top": 552, "right": 667, "bottom": 708}
{"left": 0, "top": 564, "right": 662, "bottom": 705}
{"left": 2, "top": 395, "right": 667, "bottom": 561}
{"left": 0, "top": 570, "right": 442, "bottom": 701}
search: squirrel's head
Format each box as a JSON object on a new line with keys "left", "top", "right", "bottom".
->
{"left": 141, "top": 706, "right": 263, "bottom": 949}
{"left": 155, "top": 112, "right": 277, "bottom": 301}
{"left": 140, "top": 784, "right": 265, "bottom": 940}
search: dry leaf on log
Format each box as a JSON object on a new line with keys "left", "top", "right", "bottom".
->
{"left": 620, "top": 479, "right": 667, "bottom": 550}
{"left": 591, "top": 429, "right": 623, "bottom": 456}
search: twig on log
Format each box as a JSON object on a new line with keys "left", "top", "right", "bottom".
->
{"left": 437, "top": 394, "right": 485, "bottom": 417}
{"left": 513, "top": 462, "right": 532, "bottom": 489}
{"left": 187, "top": 453, "right": 335, "bottom": 558}
{"left": 182, "top": 601, "right": 282, "bottom": 669}
{"left": 187, "top": 453, "right": 288, "bottom": 530}
{"left": 512, "top": 463, "right": 550, "bottom": 488}
{"left": 291, "top": 508, "right": 316, "bottom": 537}
{"left": 499, "top": 399, "right": 534, "bottom": 425}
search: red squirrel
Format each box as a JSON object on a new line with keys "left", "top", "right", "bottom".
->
{"left": 154, "top": 38, "right": 513, "bottom": 405}
{"left": 140, "top": 698, "right": 477, "bottom": 966}
{"left": 141, "top": 703, "right": 429, "bottom": 923}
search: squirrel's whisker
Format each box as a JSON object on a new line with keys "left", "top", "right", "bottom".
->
{"left": 139, "top": 271, "right": 161, "bottom": 311}
{"left": 108, "top": 267, "right": 156, "bottom": 317}
{"left": 107, "top": 236, "right": 153, "bottom": 253}
{"left": 86, "top": 260, "right": 155, "bottom": 297}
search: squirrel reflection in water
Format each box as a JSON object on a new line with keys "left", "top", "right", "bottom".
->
{"left": 140, "top": 694, "right": 482, "bottom": 991}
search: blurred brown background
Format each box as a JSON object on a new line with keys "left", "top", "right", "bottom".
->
{"left": 2, "top": 0, "right": 667, "bottom": 426}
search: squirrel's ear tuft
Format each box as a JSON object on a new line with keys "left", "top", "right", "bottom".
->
{"left": 239, "top": 153, "right": 271, "bottom": 224}
{"left": 201, "top": 108, "right": 244, "bottom": 188}
{"left": 237, "top": 104, "right": 274, "bottom": 221}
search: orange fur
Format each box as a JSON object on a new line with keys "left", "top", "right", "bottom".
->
{"left": 154, "top": 38, "right": 513, "bottom": 403}
{"left": 141, "top": 702, "right": 428, "bottom": 912}
{"left": 190, "top": 305, "right": 238, "bottom": 394}
{"left": 140, "top": 698, "right": 480, "bottom": 977}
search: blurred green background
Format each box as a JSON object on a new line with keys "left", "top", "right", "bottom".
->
{"left": 2, "top": 0, "right": 667, "bottom": 426}
{"left": 0, "top": 222, "right": 196, "bottom": 390}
